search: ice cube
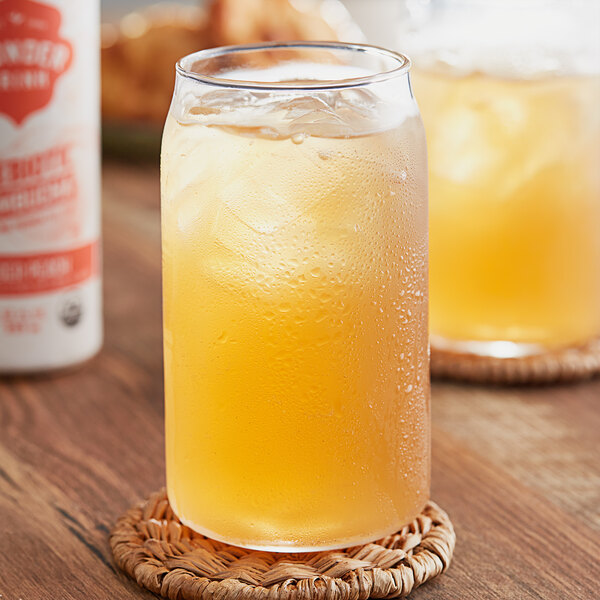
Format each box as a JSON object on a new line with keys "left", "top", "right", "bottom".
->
{"left": 219, "top": 176, "right": 304, "bottom": 235}
{"left": 334, "top": 88, "right": 379, "bottom": 118}
{"left": 188, "top": 89, "right": 256, "bottom": 116}
{"left": 176, "top": 183, "right": 216, "bottom": 233}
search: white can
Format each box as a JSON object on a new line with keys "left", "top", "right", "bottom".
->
{"left": 0, "top": 0, "right": 102, "bottom": 372}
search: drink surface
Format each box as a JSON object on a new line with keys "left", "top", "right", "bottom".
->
{"left": 161, "top": 74, "right": 429, "bottom": 550}
{"left": 414, "top": 68, "right": 600, "bottom": 351}
{"left": 0, "top": 0, "right": 102, "bottom": 371}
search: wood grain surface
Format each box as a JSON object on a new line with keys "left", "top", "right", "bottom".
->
{"left": 1, "top": 163, "right": 599, "bottom": 600}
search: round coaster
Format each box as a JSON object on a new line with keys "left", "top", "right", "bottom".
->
{"left": 431, "top": 337, "right": 600, "bottom": 385}
{"left": 110, "top": 489, "right": 455, "bottom": 600}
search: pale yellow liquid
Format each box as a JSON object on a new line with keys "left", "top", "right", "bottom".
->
{"left": 161, "top": 101, "right": 429, "bottom": 550}
{"left": 414, "top": 70, "right": 600, "bottom": 351}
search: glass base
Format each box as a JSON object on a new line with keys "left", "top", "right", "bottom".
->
{"left": 175, "top": 516, "right": 416, "bottom": 553}
{"left": 430, "top": 335, "right": 546, "bottom": 359}
{"left": 170, "top": 492, "right": 428, "bottom": 553}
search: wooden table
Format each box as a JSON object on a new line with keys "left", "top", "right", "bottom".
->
{"left": 1, "top": 163, "right": 599, "bottom": 600}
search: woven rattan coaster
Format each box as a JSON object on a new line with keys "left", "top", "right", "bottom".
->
{"left": 110, "top": 489, "right": 455, "bottom": 600}
{"left": 431, "top": 337, "right": 600, "bottom": 385}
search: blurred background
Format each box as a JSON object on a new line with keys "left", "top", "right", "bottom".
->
{"left": 100, "top": 0, "right": 363, "bottom": 157}
{"left": 103, "top": 0, "right": 195, "bottom": 19}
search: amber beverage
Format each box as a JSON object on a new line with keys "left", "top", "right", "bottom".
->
{"left": 418, "top": 72, "right": 600, "bottom": 352}
{"left": 161, "top": 43, "right": 429, "bottom": 551}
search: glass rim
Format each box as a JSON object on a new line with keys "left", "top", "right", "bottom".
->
{"left": 175, "top": 41, "right": 411, "bottom": 91}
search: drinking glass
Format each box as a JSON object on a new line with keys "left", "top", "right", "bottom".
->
{"left": 404, "top": 0, "right": 600, "bottom": 358}
{"left": 161, "top": 42, "right": 429, "bottom": 551}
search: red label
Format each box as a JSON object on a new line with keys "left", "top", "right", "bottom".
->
{"left": 0, "top": 242, "right": 98, "bottom": 295}
{"left": 1, "top": 306, "right": 45, "bottom": 333}
{"left": 0, "top": 144, "right": 80, "bottom": 237}
{"left": 0, "top": 144, "right": 76, "bottom": 216}
{"left": 0, "top": 0, "right": 73, "bottom": 125}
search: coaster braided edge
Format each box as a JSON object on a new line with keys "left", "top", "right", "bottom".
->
{"left": 110, "top": 489, "right": 455, "bottom": 600}
{"left": 431, "top": 337, "right": 600, "bottom": 384}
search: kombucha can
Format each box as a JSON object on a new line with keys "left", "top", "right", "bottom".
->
{"left": 0, "top": 0, "right": 101, "bottom": 372}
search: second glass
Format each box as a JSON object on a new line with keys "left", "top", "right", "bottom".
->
{"left": 405, "top": 0, "right": 600, "bottom": 358}
{"left": 161, "top": 43, "right": 429, "bottom": 551}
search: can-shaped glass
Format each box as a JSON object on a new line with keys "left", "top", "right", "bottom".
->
{"left": 161, "top": 42, "right": 429, "bottom": 552}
